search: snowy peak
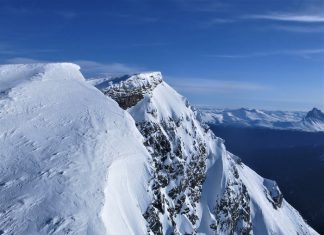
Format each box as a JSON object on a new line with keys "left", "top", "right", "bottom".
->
{"left": 102, "top": 72, "right": 218, "bottom": 234}
{"left": 110, "top": 71, "right": 163, "bottom": 86}
{"left": 96, "top": 72, "right": 163, "bottom": 109}
{"left": 305, "top": 108, "right": 324, "bottom": 121}
{"left": 101, "top": 73, "right": 318, "bottom": 235}
{"left": 302, "top": 108, "right": 324, "bottom": 131}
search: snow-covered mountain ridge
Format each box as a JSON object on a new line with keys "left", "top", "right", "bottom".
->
{"left": 0, "top": 64, "right": 318, "bottom": 234}
{"left": 198, "top": 107, "right": 324, "bottom": 132}
{"left": 0, "top": 63, "right": 152, "bottom": 235}
{"left": 97, "top": 71, "right": 318, "bottom": 234}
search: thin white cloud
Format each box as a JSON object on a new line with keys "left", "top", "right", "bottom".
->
{"left": 168, "top": 78, "right": 269, "bottom": 94}
{"left": 201, "top": 18, "right": 236, "bottom": 27}
{"left": 206, "top": 48, "right": 324, "bottom": 59}
{"left": 244, "top": 13, "right": 324, "bottom": 23}
{"left": 173, "top": 0, "right": 228, "bottom": 12}
{"left": 2, "top": 58, "right": 144, "bottom": 77}
{"left": 73, "top": 60, "right": 144, "bottom": 76}
{"left": 271, "top": 25, "right": 324, "bottom": 33}
{"left": 208, "top": 18, "right": 235, "bottom": 24}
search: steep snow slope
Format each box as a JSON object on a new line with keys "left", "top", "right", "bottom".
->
{"left": 0, "top": 64, "right": 318, "bottom": 235}
{"left": 0, "top": 63, "right": 152, "bottom": 235}
{"left": 98, "top": 72, "right": 318, "bottom": 235}
{"left": 198, "top": 107, "right": 324, "bottom": 132}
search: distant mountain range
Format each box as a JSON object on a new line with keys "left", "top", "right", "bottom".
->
{"left": 198, "top": 107, "right": 324, "bottom": 132}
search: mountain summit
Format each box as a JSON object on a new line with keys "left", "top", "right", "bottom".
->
{"left": 97, "top": 71, "right": 318, "bottom": 234}
{"left": 0, "top": 64, "right": 318, "bottom": 234}
{"left": 302, "top": 108, "right": 324, "bottom": 131}
{"left": 305, "top": 108, "right": 324, "bottom": 121}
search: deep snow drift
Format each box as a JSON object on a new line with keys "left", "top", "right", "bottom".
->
{"left": 0, "top": 64, "right": 318, "bottom": 235}
{"left": 0, "top": 63, "right": 152, "bottom": 235}
{"left": 198, "top": 107, "right": 324, "bottom": 132}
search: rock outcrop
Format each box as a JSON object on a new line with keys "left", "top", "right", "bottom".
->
{"left": 97, "top": 71, "right": 318, "bottom": 235}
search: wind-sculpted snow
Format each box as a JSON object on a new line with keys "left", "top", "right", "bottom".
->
{"left": 0, "top": 64, "right": 318, "bottom": 235}
{"left": 100, "top": 72, "right": 318, "bottom": 235}
{"left": 198, "top": 107, "right": 324, "bottom": 132}
{"left": 0, "top": 63, "right": 152, "bottom": 235}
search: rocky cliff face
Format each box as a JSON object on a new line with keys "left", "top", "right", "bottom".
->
{"left": 305, "top": 108, "right": 324, "bottom": 121}
{"left": 96, "top": 72, "right": 318, "bottom": 235}
{"left": 100, "top": 72, "right": 211, "bottom": 234}
{"left": 100, "top": 72, "right": 162, "bottom": 109}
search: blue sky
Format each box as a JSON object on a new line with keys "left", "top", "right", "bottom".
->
{"left": 0, "top": 0, "right": 323, "bottom": 110}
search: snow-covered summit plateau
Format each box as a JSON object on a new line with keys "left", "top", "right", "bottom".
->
{"left": 0, "top": 64, "right": 318, "bottom": 234}
{"left": 0, "top": 63, "right": 152, "bottom": 235}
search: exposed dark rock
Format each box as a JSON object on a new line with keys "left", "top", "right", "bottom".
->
{"left": 263, "top": 179, "right": 283, "bottom": 209}
{"left": 99, "top": 72, "right": 163, "bottom": 109}
{"left": 210, "top": 223, "right": 217, "bottom": 231}
{"left": 100, "top": 73, "right": 265, "bottom": 235}
{"left": 212, "top": 161, "right": 253, "bottom": 235}
{"left": 143, "top": 206, "right": 163, "bottom": 235}
{"left": 305, "top": 108, "right": 324, "bottom": 121}
{"left": 104, "top": 92, "right": 143, "bottom": 109}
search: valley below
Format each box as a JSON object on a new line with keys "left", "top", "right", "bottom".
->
{"left": 209, "top": 125, "right": 324, "bottom": 234}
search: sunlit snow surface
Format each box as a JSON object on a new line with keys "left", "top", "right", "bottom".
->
{"left": 0, "top": 63, "right": 151, "bottom": 235}
{"left": 0, "top": 64, "right": 319, "bottom": 234}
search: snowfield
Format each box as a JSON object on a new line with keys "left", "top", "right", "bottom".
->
{"left": 0, "top": 63, "right": 151, "bottom": 235}
{"left": 0, "top": 63, "right": 319, "bottom": 234}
